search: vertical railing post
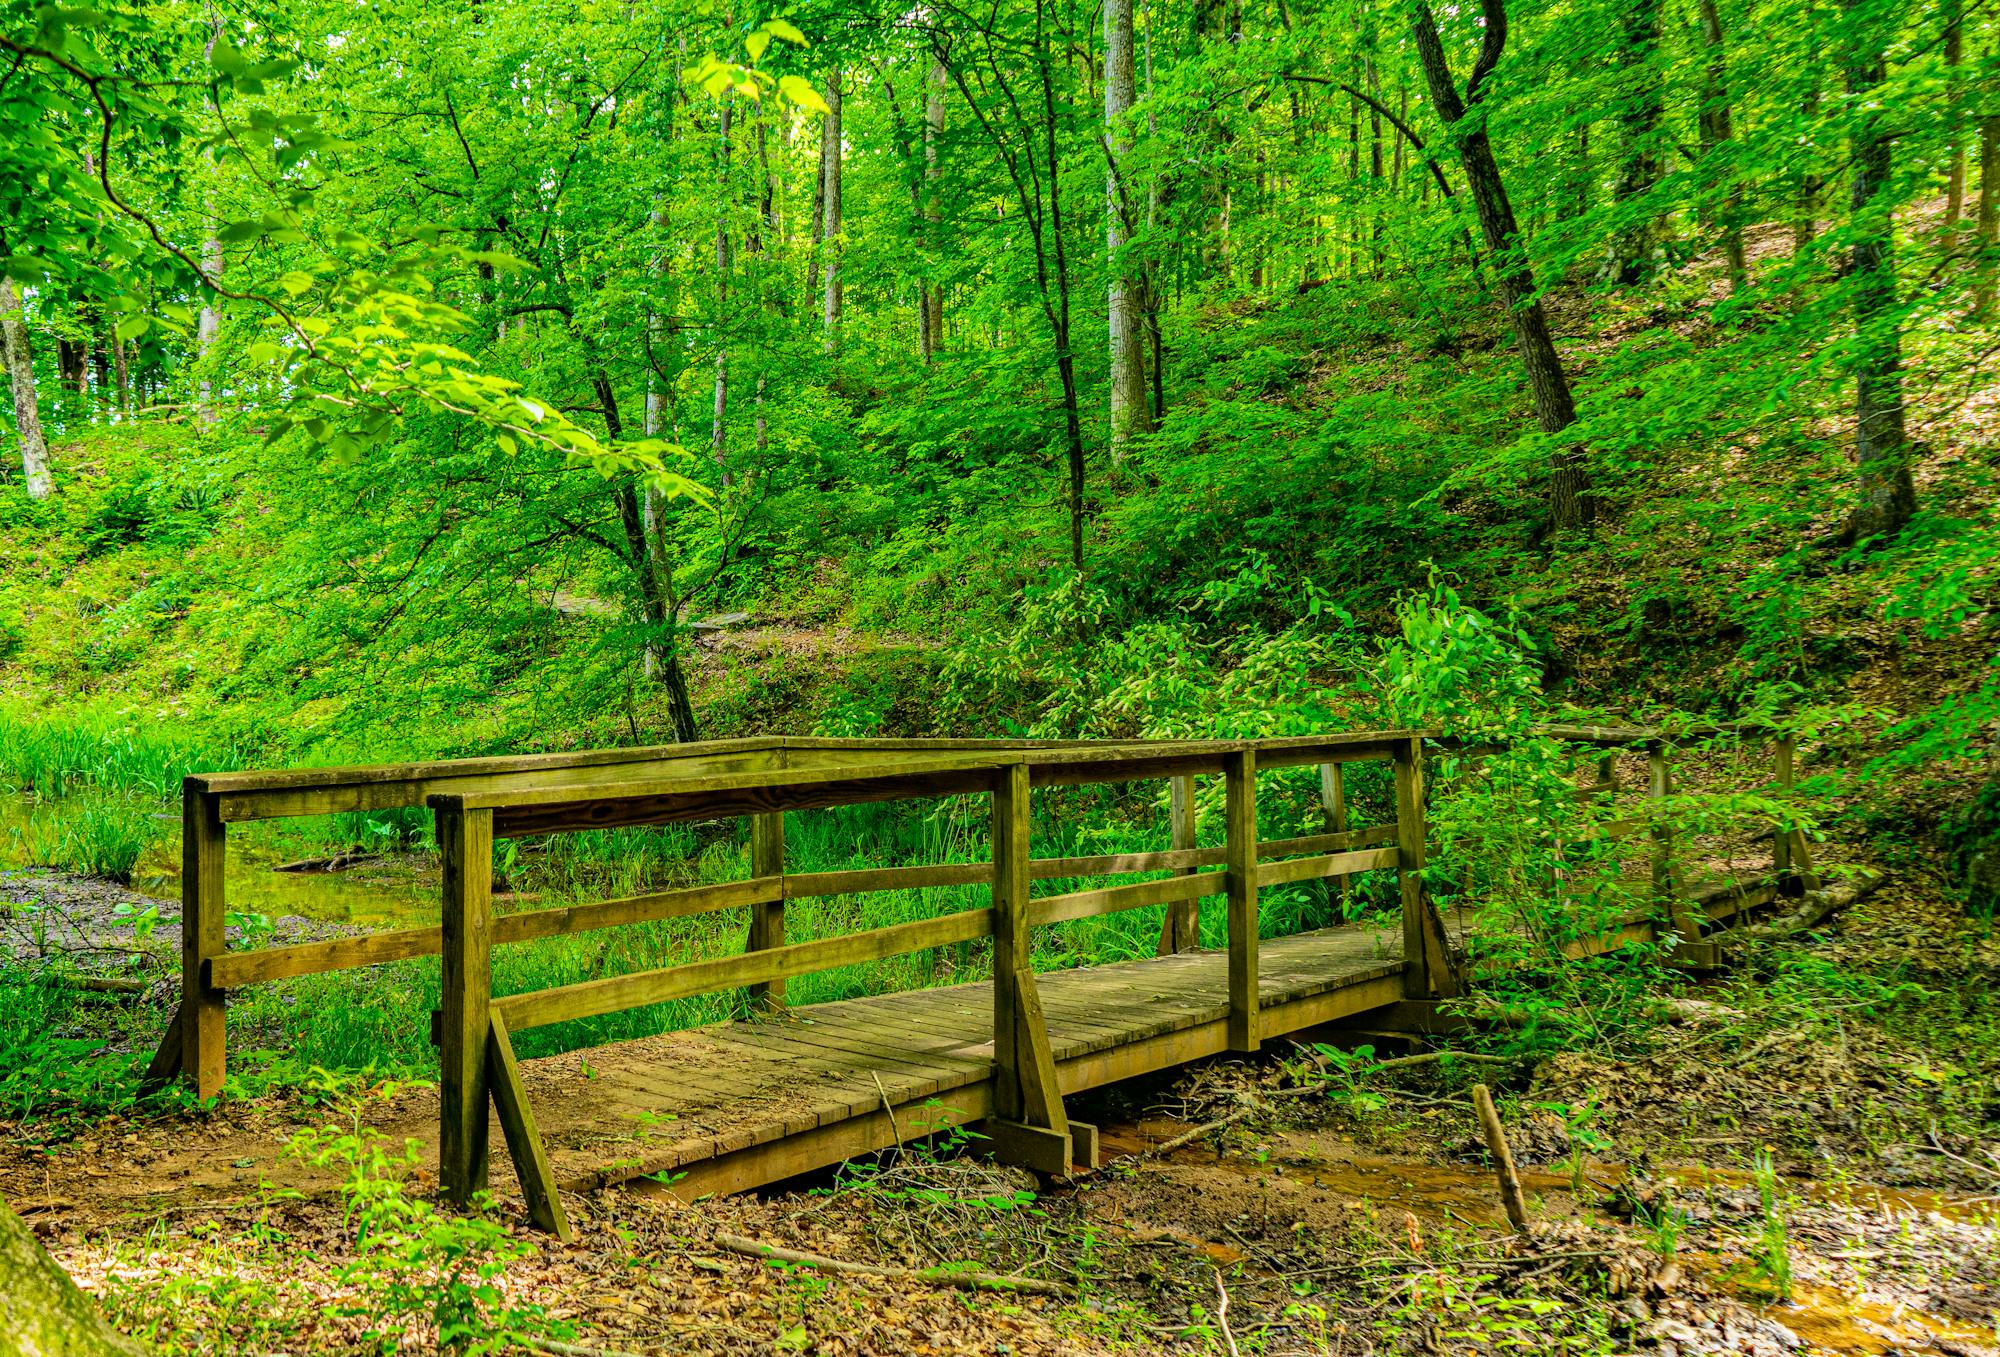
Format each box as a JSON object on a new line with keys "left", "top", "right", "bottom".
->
{"left": 1157, "top": 774, "right": 1199, "bottom": 955}
{"left": 1320, "top": 761, "right": 1351, "bottom": 914}
{"left": 991, "top": 761, "right": 1032, "bottom": 1123}
{"left": 747, "top": 812, "right": 787, "bottom": 1012}
{"left": 439, "top": 803, "right": 494, "bottom": 1204}
{"left": 1648, "top": 739, "right": 1699, "bottom": 941}
{"left": 181, "top": 783, "right": 227, "bottom": 1100}
{"left": 1773, "top": 734, "right": 1814, "bottom": 896}
{"left": 1392, "top": 737, "right": 1431, "bottom": 1000}
{"left": 1224, "top": 749, "right": 1259, "bottom": 1053}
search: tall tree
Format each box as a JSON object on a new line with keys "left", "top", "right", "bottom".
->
{"left": 0, "top": 278, "right": 53, "bottom": 499}
{"left": 1605, "top": 0, "right": 1665, "bottom": 284}
{"left": 1106, "top": 0, "right": 1150, "bottom": 462}
{"left": 1838, "top": 0, "right": 1915, "bottom": 542}
{"left": 1696, "top": 0, "right": 1747, "bottom": 292}
{"left": 1410, "top": 0, "right": 1590, "bottom": 531}
{"left": 821, "top": 68, "right": 844, "bottom": 353}
{"left": 922, "top": 55, "right": 947, "bottom": 362}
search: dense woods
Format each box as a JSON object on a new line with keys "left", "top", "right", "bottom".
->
{"left": 3, "top": 0, "right": 1999, "bottom": 1351}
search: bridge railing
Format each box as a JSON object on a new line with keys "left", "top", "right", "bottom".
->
{"left": 414, "top": 733, "right": 1419, "bottom": 1220}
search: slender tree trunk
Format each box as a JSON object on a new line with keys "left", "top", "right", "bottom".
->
{"left": 112, "top": 331, "right": 128, "bottom": 412}
{"left": 1607, "top": 0, "right": 1665, "bottom": 284}
{"left": 1944, "top": 0, "right": 1965, "bottom": 229}
{"left": 1840, "top": 0, "right": 1915, "bottom": 542}
{"left": 922, "top": 57, "right": 946, "bottom": 362}
{"left": 1411, "top": 0, "right": 1589, "bottom": 530}
{"left": 1106, "top": 0, "right": 1150, "bottom": 462}
{"left": 712, "top": 98, "right": 732, "bottom": 478}
{"left": 1978, "top": 105, "right": 1999, "bottom": 316}
{"left": 1697, "top": 0, "right": 1746, "bottom": 292}
{"left": 0, "top": 278, "right": 53, "bottom": 499}
{"left": 1794, "top": 59, "right": 1823, "bottom": 254}
{"left": 821, "top": 69, "right": 844, "bottom": 353}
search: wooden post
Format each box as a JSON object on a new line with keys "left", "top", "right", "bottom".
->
{"left": 1156, "top": 774, "right": 1198, "bottom": 955}
{"left": 1649, "top": 741, "right": 1699, "bottom": 940}
{"left": 747, "top": 812, "right": 786, "bottom": 1012}
{"left": 1224, "top": 749, "right": 1259, "bottom": 1053}
{"left": 1595, "top": 753, "right": 1617, "bottom": 800}
{"left": 1392, "top": 738, "right": 1430, "bottom": 1001}
{"left": 988, "top": 760, "right": 1073, "bottom": 1173}
{"left": 1774, "top": 735, "right": 1815, "bottom": 896}
{"left": 180, "top": 784, "right": 227, "bottom": 1100}
{"left": 439, "top": 804, "right": 494, "bottom": 1204}
{"left": 487, "top": 1011, "right": 573, "bottom": 1241}
{"left": 1319, "top": 762, "right": 1351, "bottom": 914}
{"left": 991, "top": 761, "right": 1032, "bottom": 1123}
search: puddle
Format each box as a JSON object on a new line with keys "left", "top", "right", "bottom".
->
{"left": 1772, "top": 1281, "right": 2000, "bottom": 1355}
{"left": 1, "top": 794, "right": 440, "bottom": 929}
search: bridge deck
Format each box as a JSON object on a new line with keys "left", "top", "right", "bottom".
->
{"left": 502, "top": 874, "right": 1769, "bottom": 1201}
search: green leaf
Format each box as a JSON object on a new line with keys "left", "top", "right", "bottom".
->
{"left": 745, "top": 30, "right": 770, "bottom": 61}
{"left": 113, "top": 315, "right": 150, "bottom": 342}
{"left": 279, "top": 270, "right": 315, "bottom": 296}
{"left": 778, "top": 75, "right": 828, "bottom": 114}
{"left": 763, "top": 18, "right": 807, "bottom": 44}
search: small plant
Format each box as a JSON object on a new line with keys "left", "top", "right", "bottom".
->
{"left": 1307, "top": 1042, "right": 1388, "bottom": 1115}
{"left": 1749, "top": 1149, "right": 1793, "bottom": 1301}
{"left": 226, "top": 910, "right": 277, "bottom": 950}
{"left": 111, "top": 900, "right": 162, "bottom": 945}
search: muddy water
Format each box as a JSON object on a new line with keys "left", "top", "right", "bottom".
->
{"left": 0, "top": 794, "right": 439, "bottom": 929}
{"left": 1093, "top": 1115, "right": 2000, "bottom": 1355}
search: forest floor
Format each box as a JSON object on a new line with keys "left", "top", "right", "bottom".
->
{"left": 4, "top": 873, "right": 1995, "bottom": 1357}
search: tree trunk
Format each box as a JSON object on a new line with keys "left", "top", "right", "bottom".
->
{"left": 821, "top": 69, "right": 843, "bottom": 354}
{"left": 1840, "top": 0, "right": 1915, "bottom": 543}
{"left": 0, "top": 1197, "right": 141, "bottom": 1355}
{"left": 0, "top": 278, "right": 53, "bottom": 499}
{"left": 1794, "top": 68, "right": 1822, "bottom": 254}
{"left": 1696, "top": 0, "right": 1746, "bottom": 292}
{"left": 1607, "top": 0, "right": 1664, "bottom": 285}
{"left": 712, "top": 98, "right": 732, "bottom": 479}
{"left": 1410, "top": 0, "right": 1589, "bottom": 531}
{"left": 1944, "top": 0, "right": 1965, "bottom": 229}
{"left": 922, "top": 57, "right": 946, "bottom": 362}
{"left": 1106, "top": 0, "right": 1149, "bottom": 463}
{"left": 1978, "top": 107, "right": 1999, "bottom": 317}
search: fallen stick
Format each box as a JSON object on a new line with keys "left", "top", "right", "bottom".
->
{"left": 1706, "top": 870, "right": 1883, "bottom": 945}
{"left": 715, "top": 1231, "right": 1077, "bottom": 1298}
{"left": 1471, "top": 1083, "right": 1532, "bottom": 1234}
{"left": 521, "top": 1339, "right": 641, "bottom": 1357}
{"left": 1143, "top": 1101, "right": 1263, "bottom": 1155}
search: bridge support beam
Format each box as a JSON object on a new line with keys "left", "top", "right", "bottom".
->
{"left": 1394, "top": 737, "right": 1458, "bottom": 1000}
{"left": 439, "top": 804, "right": 494, "bottom": 1204}
{"left": 746, "top": 811, "right": 787, "bottom": 1013}
{"left": 1224, "top": 749, "right": 1259, "bottom": 1052}
{"left": 989, "top": 761, "right": 1079, "bottom": 1172}
{"left": 179, "top": 787, "right": 228, "bottom": 1100}
{"left": 1156, "top": 774, "right": 1200, "bottom": 954}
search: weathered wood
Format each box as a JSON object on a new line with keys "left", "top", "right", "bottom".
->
{"left": 1773, "top": 734, "right": 1818, "bottom": 895}
{"left": 1392, "top": 737, "right": 1431, "bottom": 1000}
{"left": 486, "top": 1010, "right": 572, "bottom": 1241}
{"left": 180, "top": 785, "right": 227, "bottom": 1099}
{"left": 1648, "top": 741, "right": 1702, "bottom": 941}
{"left": 784, "top": 862, "right": 992, "bottom": 897}
{"left": 499, "top": 877, "right": 781, "bottom": 945}
{"left": 981, "top": 1119, "right": 1072, "bottom": 1175}
{"left": 1255, "top": 847, "right": 1399, "bottom": 889}
{"left": 1010, "top": 966, "right": 1068, "bottom": 1135}
{"left": 140, "top": 1002, "right": 185, "bottom": 1092}
{"left": 1159, "top": 773, "right": 1199, "bottom": 955}
{"left": 438, "top": 804, "right": 494, "bottom": 1202}
{"left": 1068, "top": 1118, "right": 1100, "bottom": 1170}
{"left": 990, "top": 761, "right": 1033, "bottom": 1123}
{"left": 1224, "top": 749, "right": 1259, "bottom": 1053}
{"left": 1320, "top": 762, "right": 1351, "bottom": 910}
{"left": 208, "top": 923, "right": 445, "bottom": 989}
{"left": 493, "top": 906, "right": 996, "bottom": 1032}
{"left": 1029, "top": 870, "right": 1222, "bottom": 927}
{"left": 748, "top": 812, "right": 787, "bottom": 1013}
{"left": 206, "top": 741, "right": 785, "bottom": 822}
{"left": 1472, "top": 1083, "right": 1531, "bottom": 1233}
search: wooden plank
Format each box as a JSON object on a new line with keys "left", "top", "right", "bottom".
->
{"left": 1256, "top": 846, "right": 1399, "bottom": 888}
{"left": 487, "top": 1011, "right": 573, "bottom": 1241}
{"left": 1321, "top": 762, "right": 1351, "bottom": 911}
{"left": 439, "top": 805, "right": 494, "bottom": 1202}
{"left": 981, "top": 1120, "right": 1071, "bottom": 1175}
{"left": 180, "top": 786, "right": 227, "bottom": 1100}
{"left": 1159, "top": 774, "right": 1199, "bottom": 954}
{"left": 1392, "top": 737, "right": 1432, "bottom": 1000}
{"left": 1028, "top": 870, "right": 1222, "bottom": 928}
{"left": 748, "top": 813, "right": 786, "bottom": 1013}
{"left": 990, "top": 762, "right": 1031, "bottom": 1124}
{"left": 784, "top": 862, "right": 992, "bottom": 898}
{"left": 492, "top": 905, "right": 996, "bottom": 1032}
{"left": 1038, "top": 846, "right": 1208, "bottom": 879}
{"left": 209, "top": 741, "right": 785, "bottom": 822}
{"left": 1011, "top": 967, "right": 1068, "bottom": 1134}
{"left": 497, "top": 877, "right": 780, "bottom": 945}
{"left": 1224, "top": 749, "right": 1258, "bottom": 1053}
{"left": 208, "top": 924, "right": 444, "bottom": 989}
{"left": 140, "top": 1002, "right": 185, "bottom": 1092}
{"left": 1649, "top": 742, "right": 1702, "bottom": 940}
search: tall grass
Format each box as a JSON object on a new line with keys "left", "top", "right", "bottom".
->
{"left": 0, "top": 706, "right": 243, "bottom": 800}
{"left": 5, "top": 792, "right": 159, "bottom": 881}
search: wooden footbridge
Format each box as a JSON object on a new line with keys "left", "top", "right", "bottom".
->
{"left": 147, "top": 729, "right": 1811, "bottom": 1237}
